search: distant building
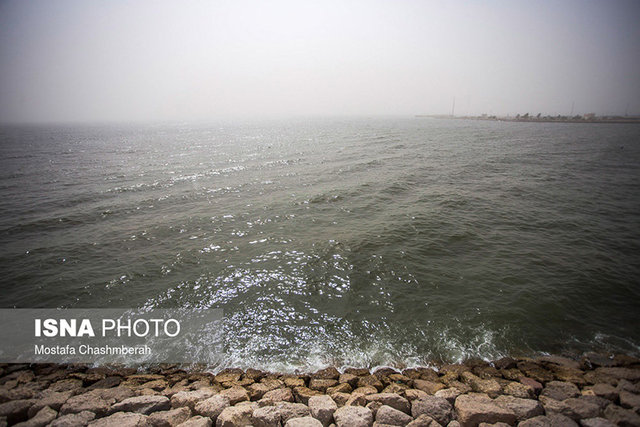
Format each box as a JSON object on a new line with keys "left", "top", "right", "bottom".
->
{"left": 584, "top": 113, "right": 596, "bottom": 120}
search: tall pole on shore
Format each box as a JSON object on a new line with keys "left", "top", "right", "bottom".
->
{"left": 451, "top": 97, "right": 456, "bottom": 117}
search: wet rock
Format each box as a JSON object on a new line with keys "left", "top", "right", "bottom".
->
{"left": 252, "top": 405, "right": 281, "bottom": 427}
{"left": 263, "top": 387, "right": 294, "bottom": 403}
{"left": 517, "top": 362, "right": 554, "bottom": 383}
{"left": 310, "top": 379, "right": 339, "bottom": 392}
{"left": 493, "top": 395, "right": 543, "bottom": 421}
{"left": 454, "top": 393, "right": 516, "bottom": 427}
{"left": 333, "top": 405, "right": 374, "bottom": 427}
{"left": 49, "top": 410, "right": 96, "bottom": 427}
{"left": 413, "top": 380, "right": 445, "bottom": 395}
{"left": 193, "top": 395, "right": 230, "bottom": 421}
{"left": 364, "top": 393, "right": 410, "bottom": 414}
{"left": 148, "top": 406, "right": 192, "bottom": 427}
{"left": 405, "top": 414, "right": 440, "bottom": 427}
{"left": 293, "top": 386, "right": 323, "bottom": 404}
{"left": 358, "top": 376, "right": 384, "bottom": 392}
{"left": 387, "top": 374, "right": 412, "bottom": 384}
{"left": 214, "top": 370, "right": 242, "bottom": 384}
{"left": 579, "top": 417, "right": 617, "bottom": 427}
{"left": 277, "top": 402, "right": 311, "bottom": 424}
{"left": 87, "top": 376, "right": 122, "bottom": 390}
{"left": 603, "top": 403, "right": 640, "bottom": 426}
{"left": 375, "top": 405, "right": 412, "bottom": 426}
{"left": 494, "top": 357, "right": 518, "bottom": 370}
{"left": 309, "top": 395, "right": 337, "bottom": 427}
{"left": 60, "top": 393, "right": 111, "bottom": 417}
{"left": 216, "top": 405, "right": 253, "bottom": 427}
{"left": 411, "top": 396, "right": 453, "bottom": 425}
{"left": 502, "top": 381, "right": 534, "bottom": 399}
{"left": 460, "top": 373, "right": 502, "bottom": 398}
{"left": 619, "top": 390, "right": 640, "bottom": 408}
{"left": 313, "top": 368, "right": 340, "bottom": 380}
{"left": 595, "top": 367, "right": 640, "bottom": 381}
{"left": 88, "top": 412, "right": 150, "bottom": 427}
{"left": 588, "top": 384, "right": 617, "bottom": 401}
{"left": 540, "top": 381, "right": 580, "bottom": 401}
{"left": 519, "top": 377, "right": 543, "bottom": 395}
{"left": 283, "top": 377, "right": 305, "bottom": 388}
{"left": 383, "top": 384, "right": 409, "bottom": 395}
{"left": 345, "top": 368, "right": 371, "bottom": 377}
{"left": 327, "top": 383, "right": 352, "bottom": 395}
{"left": 500, "top": 369, "right": 523, "bottom": 382}
{"left": 111, "top": 395, "right": 171, "bottom": 415}
{"left": 171, "top": 389, "right": 217, "bottom": 410}
{"left": 176, "top": 416, "right": 212, "bottom": 427}
{"left": 285, "top": 416, "right": 323, "bottom": 427}
{"left": 13, "top": 406, "right": 57, "bottom": 427}
{"left": 244, "top": 369, "right": 266, "bottom": 381}
{"left": 247, "top": 382, "right": 273, "bottom": 400}
{"left": 339, "top": 374, "right": 359, "bottom": 388}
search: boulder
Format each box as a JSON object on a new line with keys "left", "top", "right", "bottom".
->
{"left": 277, "top": 402, "right": 311, "bottom": 424}
{"left": 411, "top": 396, "right": 453, "bottom": 426}
{"left": 309, "top": 379, "right": 339, "bottom": 392}
{"left": 493, "top": 395, "right": 543, "bottom": 420}
{"left": 540, "top": 381, "right": 580, "bottom": 401}
{"left": 595, "top": 368, "right": 640, "bottom": 381}
{"left": 619, "top": 390, "right": 640, "bottom": 409}
{"left": 434, "top": 388, "right": 462, "bottom": 405}
{"left": 603, "top": 404, "right": 640, "bottom": 426}
{"left": 176, "top": 416, "right": 212, "bottom": 427}
{"left": 49, "top": 410, "right": 96, "bottom": 427}
{"left": 283, "top": 377, "right": 305, "bottom": 388}
{"left": 375, "top": 405, "right": 412, "bottom": 426}
{"left": 0, "top": 399, "right": 34, "bottom": 424}
{"left": 579, "top": 418, "right": 617, "bottom": 427}
{"left": 413, "top": 380, "right": 445, "bottom": 395}
{"left": 88, "top": 412, "right": 151, "bottom": 427}
{"left": 333, "top": 405, "right": 374, "bottom": 427}
{"left": 327, "top": 383, "right": 353, "bottom": 395}
{"left": 404, "top": 389, "right": 429, "bottom": 401}
{"left": 339, "top": 374, "right": 359, "bottom": 388}
{"left": 60, "top": 393, "right": 111, "bottom": 417}
{"left": 218, "top": 386, "right": 249, "bottom": 405}
{"left": 110, "top": 395, "right": 171, "bottom": 415}
{"left": 251, "top": 405, "right": 281, "bottom": 427}
{"left": 171, "top": 389, "right": 217, "bottom": 410}
{"left": 503, "top": 381, "right": 534, "bottom": 399}
{"left": 357, "top": 376, "right": 384, "bottom": 392}
{"left": 148, "top": 407, "right": 192, "bottom": 427}
{"left": 308, "top": 395, "right": 337, "bottom": 427}
{"left": 284, "top": 416, "right": 323, "bottom": 427}
{"left": 589, "top": 384, "right": 618, "bottom": 401}
{"left": 364, "top": 393, "right": 410, "bottom": 414}
{"left": 27, "top": 390, "right": 73, "bottom": 417}
{"left": 215, "top": 405, "right": 253, "bottom": 427}
{"left": 293, "top": 387, "right": 323, "bottom": 404}
{"left": 262, "top": 388, "right": 294, "bottom": 403}
{"left": 405, "top": 414, "right": 440, "bottom": 427}
{"left": 193, "top": 395, "right": 230, "bottom": 421}
{"left": 312, "top": 367, "right": 340, "bottom": 380}
{"left": 454, "top": 393, "right": 517, "bottom": 427}
{"left": 13, "top": 406, "right": 57, "bottom": 427}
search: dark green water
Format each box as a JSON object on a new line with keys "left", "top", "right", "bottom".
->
{"left": 1, "top": 117, "right": 639, "bottom": 371}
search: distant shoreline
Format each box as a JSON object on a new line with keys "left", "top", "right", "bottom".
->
{"left": 416, "top": 115, "right": 640, "bottom": 124}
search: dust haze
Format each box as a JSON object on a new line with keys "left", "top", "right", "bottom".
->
{"left": 1, "top": 0, "right": 639, "bottom": 123}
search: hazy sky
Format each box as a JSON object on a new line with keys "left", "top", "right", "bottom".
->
{"left": 1, "top": 0, "right": 639, "bottom": 122}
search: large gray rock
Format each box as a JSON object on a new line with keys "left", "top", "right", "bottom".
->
{"left": 215, "top": 405, "right": 253, "bottom": 427}
{"left": 517, "top": 414, "right": 579, "bottom": 426}
{"left": 579, "top": 417, "right": 617, "bottom": 427}
{"left": 493, "top": 395, "right": 544, "bottom": 420}
{"left": 49, "top": 410, "right": 96, "bottom": 427}
{"left": 13, "top": 406, "right": 57, "bottom": 427}
{"left": 603, "top": 404, "right": 640, "bottom": 426}
{"left": 111, "top": 395, "right": 171, "bottom": 415}
{"left": 285, "top": 416, "right": 323, "bottom": 427}
{"left": 364, "top": 393, "right": 410, "bottom": 414}
{"left": 454, "top": 393, "right": 517, "bottom": 427}
{"left": 540, "top": 381, "right": 580, "bottom": 401}
{"left": 193, "top": 395, "right": 230, "bottom": 421}
{"left": 171, "top": 390, "right": 217, "bottom": 410}
{"left": 148, "top": 407, "right": 192, "bottom": 427}
{"left": 176, "top": 416, "right": 212, "bottom": 427}
{"left": 252, "top": 405, "right": 281, "bottom": 427}
{"left": 411, "top": 396, "right": 453, "bottom": 426}
{"left": 333, "top": 405, "right": 374, "bottom": 427}
{"left": 60, "top": 393, "right": 111, "bottom": 417}
{"left": 277, "top": 402, "right": 311, "bottom": 424}
{"left": 405, "top": 414, "right": 440, "bottom": 427}
{"left": 88, "top": 412, "right": 151, "bottom": 427}
{"left": 27, "top": 390, "right": 73, "bottom": 417}
{"left": 0, "top": 399, "right": 34, "bottom": 424}
{"left": 375, "top": 405, "right": 412, "bottom": 426}
{"left": 308, "top": 395, "right": 337, "bottom": 427}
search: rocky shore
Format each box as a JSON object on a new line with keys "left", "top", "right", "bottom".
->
{"left": 1, "top": 354, "right": 639, "bottom": 426}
